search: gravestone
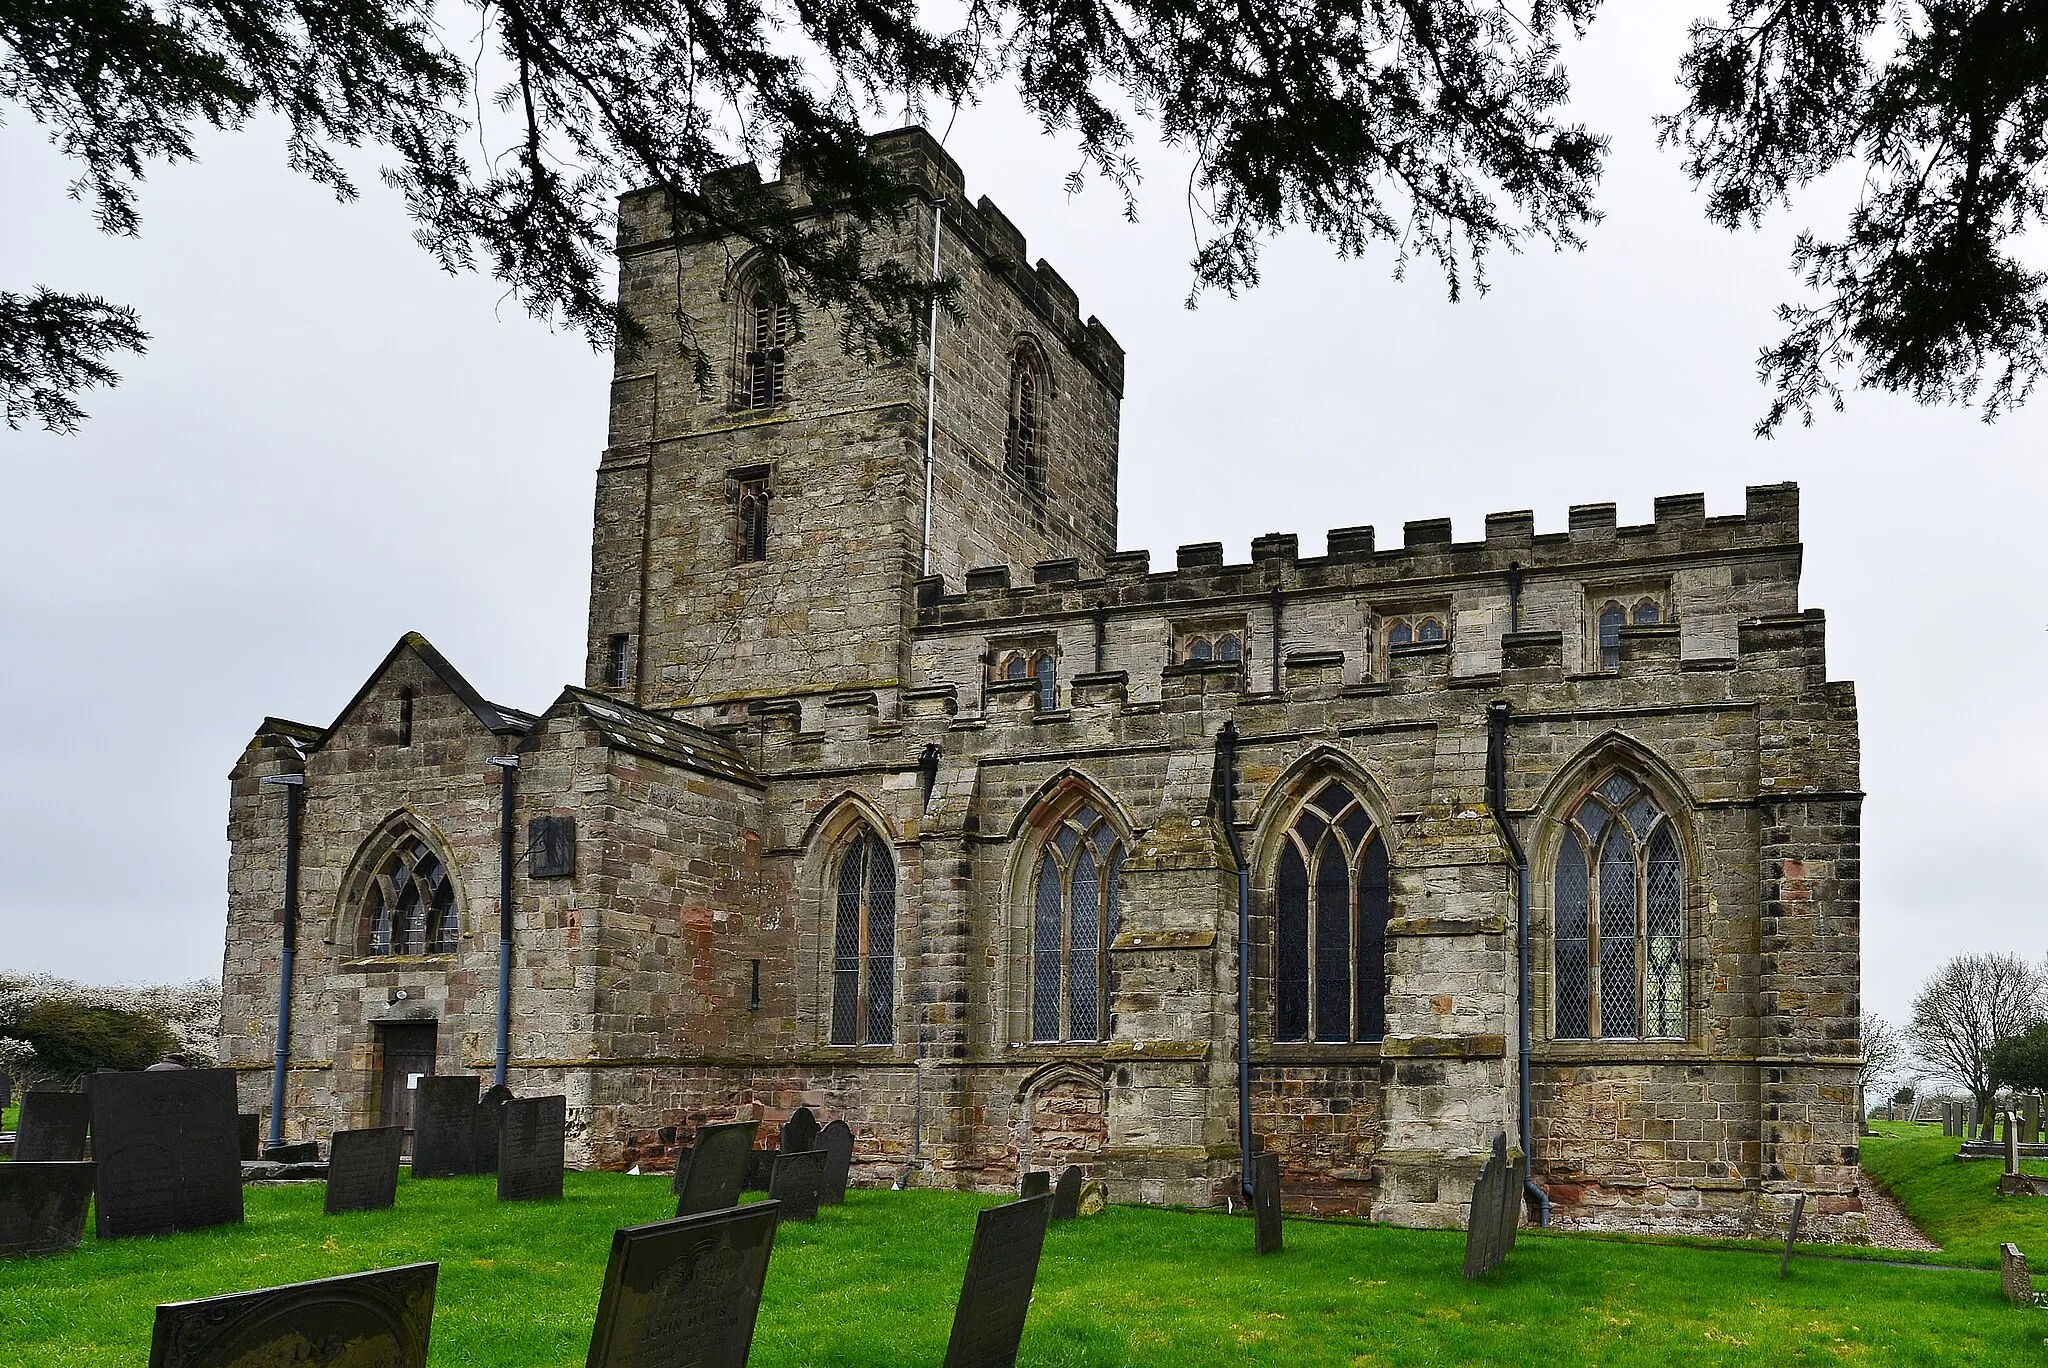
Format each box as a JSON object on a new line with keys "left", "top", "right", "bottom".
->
{"left": 818, "top": 1120, "right": 854, "bottom": 1205}
{"left": 148, "top": 1262, "right": 438, "bottom": 1368}
{"left": 237, "top": 1114, "right": 260, "bottom": 1162}
{"left": 497, "top": 1095, "right": 567, "bottom": 1202}
{"left": 0, "top": 1069, "right": 11, "bottom": 1112}
{"left": 1020, "top": 1170, "right": 1050, "bottom": 1198}
{"left": 16, "top": 1092, "right": 90, "bottom": 1163}
{"left": 1051, "top": 1166, "right": 1084, "bottom": 1221}
{"left": 263, "top": 1141, "right": 320, "bottom": 1163}
{"left": 1779, "top": 1193, "right": 1807, "bottom": 1279}
{"left": 0, "top": 1162, "right": 96, "bottom": 1257}
{"left": 326, "top": 1127, "right": 405, "bottom": 1215}
{"left": 744, "top": 1147, "right": 777, "bottom": 1193}
{"left": 1461, "top": 1132, "right": 1525, "bottom": 1280}
{"left": 1252, "top": 1151, "right": 1283, "bottom": 1255}
{"left": 769, "top": 1149, "right": 826, "bottom": 1222}
{"left": 91, "top": 1068, "right": 244, "bottom": 1240}
{"left": 410, "top": 1075, "right": 481, "bottom": 1178}
{"left": 2028, "top": 1094, "right": 2043, "bottom": 1144}
{"left": 586, "top": 1202, "right": 780, "bottom": 1368}
{"left": 2003, "top": 1242, "right": 2034, "bottom": 1304}
{"left": 781, "top": 1106, "right": 819, "bottom": 1156}
{"left": 1076, "top": 1180, "right": 1108, "bottom": 1216}
{"left": 2009, "top": 1111, "right": 2024, "bottom": 1177}
{"left": 474, "top": 1083, "right": 515, "bottom": 1175}
{"left": 675, "top": 1120, "right": 759, "bottom": 1216}
{"left": 941, "top": 1193, "right": 1054, "bottom": 1368}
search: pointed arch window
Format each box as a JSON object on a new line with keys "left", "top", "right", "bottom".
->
{"left": 1005, "top": 346, "right": 1046, "bottom": 490}
{"left": 1553, "top": 771, "right": 1684, "bottom": 1040}
{"left": 1597, "top": 601, "right": 1627, "bottom": 670}
{"left": 830, "top": 829, "right": 896, "bottom": 1045}
{"left": 739, "top": 282, "right": 792, "bottom": 409}
{"left": 1031, "top": 805, "right": 1125, "bottom": 1041}
{"left": 365, "top": 834, "right": 459, "bottom": 956}
{"left": 1273, "top": 780, "right": 1391, "bottom": 1043}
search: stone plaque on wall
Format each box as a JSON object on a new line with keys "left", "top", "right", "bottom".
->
{"left": 818, "top": 1120, "right": 854, "bottom": 1205}
{"left": 411, "top": 1076, "right": 481, "bottom": 1179}
{"left": 91, "top": 1069, "right": 244, "bottom": 1240}
{"left": 149, "top": 1262, "right": 438, "bottom": 1368}
{"left": 326, "top": 1128, "right": 405, "bottom": 1215}
{"left": 16, "top": 1092, "right": 90, "bottom": 1164}
{"left": 586, "top": 1202, "right": 780, "bottom": 1368}
{"left": 497, "top": 1095, "right": 566, "bottom": 1202}
{"left": 0, "top": 1162, "right": 95, "bottom": 1258}
{"left": 940, "top": 1193, "right": 1053, "bottom": 1368}
{"left": 675, "top": 1120, "right": 758, "bottom": 1216}
{"left": 768, "top": 1149, "right": 826, "bottom": 1222}
{"left": 1252, "top": 1152, "right": 1283, "bottom": 1256}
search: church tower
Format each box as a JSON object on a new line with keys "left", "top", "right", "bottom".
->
{"left": 584, "top": 127, "right": 1125, "bottom": 713}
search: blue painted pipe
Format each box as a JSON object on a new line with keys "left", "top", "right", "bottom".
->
{"left": 267, "top": 775, "right": 304, "bottom": 1152}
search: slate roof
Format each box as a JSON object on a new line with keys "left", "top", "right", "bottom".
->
{"left": 549, "top": 688, "right": 761, "bottom": 789}
{"left": 314, "top": 632, "right": 536, "bottom": 748}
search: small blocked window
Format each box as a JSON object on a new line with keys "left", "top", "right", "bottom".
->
{"left": 1273, "top": 780, "right": 1391, "bottom": 1043}
{"left": 1005, "top": 345, "right": 1047, "bottom": 490}
{"left": 365, "top": 834, "right": 459, "bottom": 956}
{"left": 739, "top": 286, "right": 792, "bottom": 409}
{"left": 830, "top": 829, "right": 896, "bottom": 1046}
{"left": 1031, "top": 804, "right": 1125, "bottom": 1042}
{"left": 1553, "top": 771, "right": 1684, "bottom": 1040}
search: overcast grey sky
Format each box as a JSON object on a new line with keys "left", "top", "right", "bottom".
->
{"left": 3, "top": 5, "right": 2041, "bottom": 1044}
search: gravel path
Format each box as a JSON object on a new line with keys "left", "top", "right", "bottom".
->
{"left": 1857, "top": 1170, "right": 1941, "bottom": 1252}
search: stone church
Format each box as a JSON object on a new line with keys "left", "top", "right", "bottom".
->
{"left": 219, "top": 127, "right": 1867, "bottom": 1238}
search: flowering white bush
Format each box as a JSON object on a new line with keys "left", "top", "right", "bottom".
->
{"left": 0, "top": 974, "right": 221, "bottom": 1090}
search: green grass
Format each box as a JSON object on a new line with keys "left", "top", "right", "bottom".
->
{"left": 1860, "top": 1120, "right": 2048, "bottom": 1269}
{"left": 0, "top": 1171, "right": 2033, "bottom": 1367}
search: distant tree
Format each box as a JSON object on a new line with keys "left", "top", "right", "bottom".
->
{"left": 1990, "top": 1020, "right": 2048, "bottom": 1095}
{"left": 1889, "top": 1084, "right": 1915, "bottom": 1107}
{"left": 0, "top": 974, "right": 219, "bottom": 1088}
{"left": 1909, "top": 953, "right": 2048, "bottom": 1115}
{"left": 1859, "top": 1012, "right": 1902, "bottom": 1093}
{"left": 0, "top": 1000, "right": 177, "bottom": 1083}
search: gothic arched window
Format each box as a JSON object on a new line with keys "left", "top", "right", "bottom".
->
{"left": 1553, "top": 771, "right": 1684, "bottom": 1040}
{"left": 831, "top": 829, "right": 896, "bottom": 1045}
{"left": 1387, "top": 620, "right": 1413, "bottom": 649}
{"left": 1031, "top": 804, "right": 1124, "bottom": 1041}
{"left": 1034, "top": 652, "right": 1057, "bottom": 710}
{"left": 1597, "top": 601, "right": 1627, "bottom": 670}
{"left": 1273, "top": 780, "right": 1391, "bottom": 1043}
{"left": 1631, "top": 598, "right": 1661, "bottom": 627}
{"left": 1417, "top": 617, "right": 1445, "bottom": 643}
{"left": 365, "top": 834, "right": 458, "bottom": 956}
{"left": 739, "top": 282, "right": 792, "bottom": 409}
{"left": 1005, "top": 346, "right": 1046, "bottom": 490}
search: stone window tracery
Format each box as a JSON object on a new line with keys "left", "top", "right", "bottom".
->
{"left": 1030, "top": 804, "right": 1124, "bottom": 1042}
{"left": 1552, "top": 770, "right": 1684, "bottom": 1040}
{"left": 1384, "top": 616, "right": 1447, "bottom": 655}
{"left": 738, "top": 281, "right": 792, "bottom": 410}
{"left": 735, "top": 472, "right": 770, "bottom": 562}
{"left": 364, "top": 834, "right": 459, "bottom": 957}
{"left": 995, "top": 648, "right": 1058, "bottom": 710}
{"left": 830, "top": 828, "right": 896, "bottom": 1045}
{"left": 1005, "top": 343, "right": 1047, "bottom": 490}
{"left": 1273, "top": 780, "right": 1391, "bottom": 1043}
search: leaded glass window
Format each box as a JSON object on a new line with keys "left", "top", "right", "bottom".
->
{"left": 1006, "top": 348, "right": 1046, "bottom": 489}
{"left": 1035, "top": 653, "right": 1057, "bottom": 710}
{"left": 365, "top": 835, "right": 458, "bottom": 956}
{"left": 1418, "top": 617, "right": 1444, "bottom": 643}
{"left": 830, "top": 829, "right": 896, "bottom": 1045}
{"left": 1632, "top": 598, "right": 1661, "bottom": 626}
{"left": 1552, "top": 772, "right": 1684, "bottom": 1040}
{"left": 1273, "top": 780, "right": 1391, "bottom": 1043}
{"left": 1597, "top": 602, "right": 1626, "bottom": 670}
{"left": 1031, "top": 805, "right": 1124, "bottom": 1041}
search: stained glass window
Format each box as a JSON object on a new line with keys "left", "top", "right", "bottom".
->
{"left": 1273, "top": 780, "right": 1390, "bottom": 1042}
{"left": 1030, "top": 803, "right": 1124, "bottom": 1041}
{"left": 1551, "top": 772, "right": 1684, "bottom": 1040}
{"left": 365, "top": 835, "right": 458, "bottom": 956}
{"left": 829, "top": 829, "right": 896, "bottom": 1045}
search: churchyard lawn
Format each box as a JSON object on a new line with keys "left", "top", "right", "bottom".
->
{"left": 0, "top": 1149, "right": 2033, "bottom": 1368}
{"left": 1860, "top": 1119, "right": 2048, "bottom": 1268}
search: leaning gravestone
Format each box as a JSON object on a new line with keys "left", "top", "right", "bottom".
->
{"left": 1462, "top": 1132, "right": 1525, "bottom": 1280}
{"left": 15, "top": 1092, "right": 91, "bottom": 1163}
{"left": 1252, "top": 1151, "right": 1283, "bottom": 1256}
{"left": 474, "top": 1083, "right": 515, "bottom": 1176}
{"left": 818, "top": 1120, "right": 855, "bottom": 1205}
{"left": 781, "top": 1106, "right": 820, "bottom": 1156}
{"left": 1779, "top": 1192, "right": 1807, "bottom": 1279}
{"left": 326, "top": 1127, "right": 405, "bottom": 1215}
{"left": 1020, "top": 1171, "right": 1050, "bottom": 1198}
{"left": 497, "top": 1095, "right": 567, "bottom": 1202}
{"left": 2004, "top": 1242, "right": 2034, "bottom": 1305}
{"left": 0, "top": 1162, "right": 96, "bottom": 1257}
{"left": 1051, "top": 1166, "right": 1084, "bottom": 1221}
{"left": 769, "top": 1149, "right": 827, "bottom": 1222}
{"left": 675, "top": 1120, "right": 758, "bottom": 1216}
{"left": 586, "top": 1202, "right": 780, "bottom": 1368}
{"left": 411, "top": 1076, "right": 481, "bottom": 1178}
{"left": 91, "top": 1068, "right": 243, "bottom": 1240}
{"left": 148, "top": 1262, "right": 438, "bottom": 1368}
{"left": 941, "top": 1193, "right": 1054, "bottom": 1368}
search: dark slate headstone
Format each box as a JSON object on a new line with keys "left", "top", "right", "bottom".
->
{"left": 1252, "top": 1151, "right": 1283, "bottom": 1256}
{"left": 497, "top": 1095, "right": 567, "bottom": 1202}
{"left": 410, "top": 1075, "right": 481, "bottom": 1178}
{"left": 1020, "top": 1171, "right": 1050, "bottom": 1198}
{"left": 940, "top": 1193, "right": 1053, "bottom": 1368}
{"left": 262, "top": 1141, "right": 320, "bottom": 1163}
{"left": 237, "top": 1114, "right": 260, "bottom": 1162}
{"left": 91, "top": 1068, "right": 244, "bottom": 1240}
{"left": 768, "top": 1149, "right": 826, "bottom": 1222}
{"left": 326, "top": 1127, "right": 405, "bottom": 1215}
{"left": 1461, "top": 1132, "right": 1525, "bottom": 1280}
{"left": 0, "top": 1162, "right": 96, "bottom": 1257}
{"left": 149, "top": 1262, "right": 438, "bottom": 1368}
{"left": 474, "top": 1083, "right": 515, "bottom": 1176}
{"left": 1780, "top": 1192, "right": 1807, "bottom": 1279}
{"left": 586, "top": 1202, "right": 780, "bottom": 1368}
{"left": 818, "top": 1120, "right": 855, "bottom": 1205}
{"left": 0, "top": 1069, "right": 12, "bottom": 1112}
{"left": 15, "top": 1092, "right": 90, "bottom": 1163}
{"left": 743, "top": 1147, "right": 777, "bottom": 1193}
{"left": 675, "top": 1120, "right": 758, "bottom": 1216}
{"left": 1050, "top": 1166, "right": 1084, "bottom": 1221}
{"left": 781, "top": 1106, "right": 819, "bottom": 1156}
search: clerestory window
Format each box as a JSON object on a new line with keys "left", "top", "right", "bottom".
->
{"left": 1553, "top": 771, "right": 1684, "bottom": 1040}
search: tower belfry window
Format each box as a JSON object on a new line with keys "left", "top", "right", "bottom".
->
{"left": 740, "top": 288, "right": 791, "bottom": 409}
{"left": 1005, "top": 345, "right": 1046, "bottom": 490}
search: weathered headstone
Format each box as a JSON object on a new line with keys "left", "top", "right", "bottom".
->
{"left": 586, "top": 1202, "right": 780, "bottom": 1368}
{"left": 818, "top": 1120, "right": 854, "bottom": 1205}
{"left": 237, "top": 1114, "right": 260, "bottom": 1162}
{"left": 148, "top": 1262, "right": 438, "bottom": 1368}
{"left": 1252, "top": 1151, "right": 1283, "bottom": 1255}
{"left": 781, "top": 1106, "right": 819, "bottom": 1156}
{"left": 263, "top": 1141, "right": 320, "bottom": 1163}
{"left": 769, "top": 1149, "right": 826, "bottom": 1222}
{"left": 1051, "top": 1166, "right": 1084, "bottom": 1221}
{"left": 941, "top": 1193, "right": 1054, "bottom": 1368}
{"left": 91, "top": 1068, "right": 243, "bottom": 1240}
{"left": 1779, "top": 1192, "right": 1807, "bottom": 1279}
{"left": 675, "top": 1120, "right": 759, "bottom": 1216}
{"left": 0, "top": 1069, "right": 12, "bottom": 1113}
{"left": 15, "top": 1092, "right": 90, "bottom": 1163}
{"left": 0, "top": 1162, "right": 96, "bottom": 1257}
{"left": 1461, "top": 1132, "right": 1525, "bottom": 1280}
{"left": 2003, "top": 1242, "right": 2034, "bottom": 1304}
{"left": 1020, "top": 1170, "right": 1050, "bottom": 1198}
{"left": 2009, "top": 1111, "right": 2023, "bottom": 1177}
{"left": 326, "top": 1127, "right": 405, "bottom": 1215}
{"left": 497, "top": 1095, "right": 567, "bottom": 1202}
{"left": 744, "top": 1147, "right": 777, "bottom": 1193}
{"left": 2029, "top": 1094, "right": 2043, "bottom": 1144}
{"left": 410, "top": 1075, "right": 481, "bottom": 1178}
{"left": 474, "top": 1083, "right": 515, "bottom": 1175}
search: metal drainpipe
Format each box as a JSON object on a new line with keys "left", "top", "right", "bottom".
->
{"left": 920, "top": 200, "right": 945, "bottom": 577}
{"left": 488, "top": 755, "right": 520, "bottom": 1088}
{"left": 262, "top": 772, "right": 305, "bottom": 1152}
{"left": 1487, "top": 700, "right": 1551, "bottom": 1226}
{"left": 1218, "top": 721, "right": 1254, "bottom": 1198}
